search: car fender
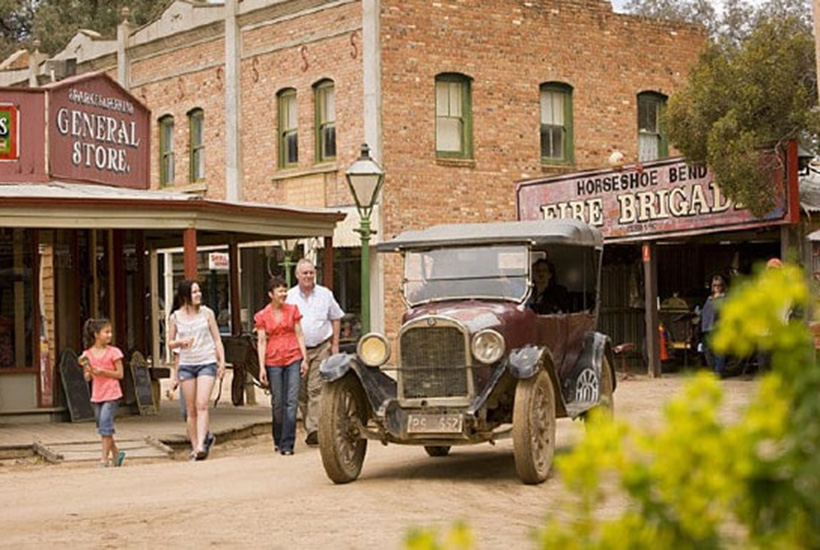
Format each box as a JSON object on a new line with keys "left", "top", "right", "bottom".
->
{"left": 561, "top": 331, "right": 616, "bottom": 417}
{"left": 505, "top": 345, "right": 567, "bottom": 417}
{"left": 320, "top": 353, "right": 397, "bottom": 414}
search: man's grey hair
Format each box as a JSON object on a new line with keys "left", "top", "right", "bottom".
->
{"left": 295, "top": 258, "right": 315, "bottom": 272}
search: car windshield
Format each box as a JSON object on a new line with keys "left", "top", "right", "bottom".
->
{"left": 403, "top": 245, "right": 530, "bottom": 305}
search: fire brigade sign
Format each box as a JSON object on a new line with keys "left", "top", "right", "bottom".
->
{"left": 516, "top": 157, "right": 789, "bottom": 241}
{"left": 0, "top": 103, "right": 19, "bottom": 161}
{"left": 48, "top": 74, "right": 150, "bottom": 189}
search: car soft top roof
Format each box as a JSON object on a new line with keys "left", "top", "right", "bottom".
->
{"left": 377, "top": 219, "right": 603, "bottom": 252}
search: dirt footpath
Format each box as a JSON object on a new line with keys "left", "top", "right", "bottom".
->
{"left": 0, "top": 375, "right": 757, "bottom": 550}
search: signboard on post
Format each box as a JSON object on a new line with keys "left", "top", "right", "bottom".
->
{"left": 0, "top": 103, "right": 19, "bottom": 161}
{"left": 47, "top": 73, "right": 150, "bottom": 189}
{"left": 516, "top": 157, "right": 792, "bottom": 241}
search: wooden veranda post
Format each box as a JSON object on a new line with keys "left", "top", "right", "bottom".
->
{"left": 183, "top": 228, "right": 198, "bottom": 280}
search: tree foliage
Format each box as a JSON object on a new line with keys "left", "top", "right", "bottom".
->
{"left": 0, "top": 0, "right": 173, "bottom": 63}
{"left": 665, "top": 15, "right": 817, "bottom": 215}
{"left": 406, "top": 264, "right": 820, "bottom": 549}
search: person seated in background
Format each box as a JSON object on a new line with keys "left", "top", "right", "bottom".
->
{"left": 529, "top": 259, "right": 569, "bottom": 314}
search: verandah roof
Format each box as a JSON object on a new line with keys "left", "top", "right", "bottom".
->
{"left": 0, "top": 181, "right": 346, "bottom": 245}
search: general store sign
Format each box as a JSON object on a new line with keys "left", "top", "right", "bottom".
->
{"left": 0, "top": 103, "right": 19, "bottom": 161}
{"left": 516, "top": 157, "right": 789, "bottom": 241}
{"left": 48, "top": 74, "right": 150, "bottom": 189}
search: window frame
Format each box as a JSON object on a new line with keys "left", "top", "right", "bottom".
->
{"left": 277, "top": 88, "right": 298, "bottom": 169}
{"left": 539, "top": 82, "right": 574, "bottom": 165}
{"left": 313, "top": 79, "right": 336, "bottom": 163}
{"left": 188, "top": 108, "right": 205, "bottom": 183}
{"left": 159, "top": 115, "right": 175, "bottom": 186}
{"left": 637, "top": 91, "right": 669, "bottom": 162}
{"left": 435, "top": 73, "right": 473, "bottom": 160}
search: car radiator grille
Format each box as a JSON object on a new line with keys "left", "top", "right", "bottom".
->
{"left": 399, "top": 326, "right": 469, "bottom": 399}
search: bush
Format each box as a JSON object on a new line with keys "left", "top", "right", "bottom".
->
{"left": 407, "top": 264, "right": 820, "bottom": 550}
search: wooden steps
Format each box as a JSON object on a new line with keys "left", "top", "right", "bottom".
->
{"left": 33, "top": 436, "right": 174, "bottom": 463}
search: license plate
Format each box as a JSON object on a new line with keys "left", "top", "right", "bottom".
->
{"left": 407, "top": 414, "right": 463, "bottom": 434}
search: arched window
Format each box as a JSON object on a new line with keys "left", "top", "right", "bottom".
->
{"left": 435, "top": 73, "right": 473, "bottom": 159}
{"left": 540, "top": 82, "right": 574, "bottom": 164}
{"left": 314, "top": 79, "right": 336, "bottom": 162}
{"left": 637, "top": 91, "right": 668, "bottom": 161}
{"left": 159, "top": 115, "right": 174, "bottom": 186}
{"left": 277, "top": 88, "right": 298, "bottom": 168}
{"left": 188, "top": 108, "right": 204, "bottom": 182}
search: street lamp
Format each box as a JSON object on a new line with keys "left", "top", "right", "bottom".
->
{"left": 280, "top": 238, "right": 300, "bottom": 287}
{"left": 346, "top": 143, "right": 384, "bottom": 334}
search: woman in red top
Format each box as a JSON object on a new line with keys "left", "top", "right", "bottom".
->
{"left": 255, "top": 276, "right": 308, "bottom": 455}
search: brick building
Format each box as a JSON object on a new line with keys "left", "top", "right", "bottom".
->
{"left": 1, "top": 0, "right": 706, "bottom": 341}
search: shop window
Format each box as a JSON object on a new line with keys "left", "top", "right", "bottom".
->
{"left": 0, "top": 229, "right": 34, "bottom": 369}
{"left": 159, "top": 115, "right": 175, "bottom": 186}
{"left": 278, "top": 88, "right": 298, "bottom": 168}
{"left": 188, "top": 108, "right": 205, "bottom": 183}
{"left": 314, "top": 80, "right": 336, "bottom": 162}
{"left": 435, "top": 73, "right": 473, "bottom": 159}
{"left": 637, "top": 92, "right": 668, "bottom": 162}
{"left": 540, "top": 82, "right": 574, "bottom": 165}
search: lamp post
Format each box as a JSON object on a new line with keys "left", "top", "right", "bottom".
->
{"left": 346, "top": 143, "right": 384, "bottom": 334}
{"left": 280, "top": 238, "right": 299, "bottom": 287}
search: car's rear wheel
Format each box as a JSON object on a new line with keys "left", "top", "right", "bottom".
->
{"left": 424, "top": 445, "right": 451, "bottom": 457}
{"left": 512, "top": 368, "right": 556, "bottom": 485}
{"left": 318, "top": 374, "right": 368, "bottom": 484}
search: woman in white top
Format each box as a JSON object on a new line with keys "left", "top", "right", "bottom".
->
{"left": 169, "top": 279, "right": 226, "bottom": 460}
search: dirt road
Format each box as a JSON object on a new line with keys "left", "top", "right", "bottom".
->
{"left": 0, "top": 376, "right": 757, "bottom": 549}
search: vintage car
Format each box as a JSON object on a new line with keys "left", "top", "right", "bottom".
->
{"left": 318, "top": 219, "right": 615, "bottom": 484}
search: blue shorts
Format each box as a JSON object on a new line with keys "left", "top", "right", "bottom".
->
{"left": 178, "top": 362, "right": 217, "bottom": 381}
{"left": 92, "top": 400, "right": 119, "bottom": 436}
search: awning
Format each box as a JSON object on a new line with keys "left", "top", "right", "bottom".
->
{"left": 323, "top": 204, "right": 381, "bottom": 248}
{"left": 0, "top": 181, "right": 345, "bottom": 247}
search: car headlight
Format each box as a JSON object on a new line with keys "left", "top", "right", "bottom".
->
{"left": 357, "top": 333, "right": 391, "bottom": 367}
{"left": 471, "top": 329, "right": 505, "bottom": 364}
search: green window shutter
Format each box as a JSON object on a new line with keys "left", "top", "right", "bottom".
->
{"left": 159, "top": 115, "right": 174, "bottom": 186}
{"left": 314, "top": 80, "right": 336, "bottom": 163}
{"left": 637, "top": 91, "right": 668, "bottom": 162}
{"left": 435, "top": 73, "right": 473, "bottom": 159}
{"left": 188, "top": 109, "right": 205, "bottom": 183}
{"left": 278, "top": 89, "right": 298, "bottom": 168}
{"left": 540, "top": 83, "right": 574, "bottom": 165}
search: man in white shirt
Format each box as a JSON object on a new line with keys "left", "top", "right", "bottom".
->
{"left": 286, "top": 258, "right": 345, "bottom": 446}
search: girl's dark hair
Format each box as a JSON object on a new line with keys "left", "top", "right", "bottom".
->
{"left": 267, "top": 276, "right": 288, "bottom": 294}
{"left": 174, "top": 279, "right": 199, "bottom": 310}
{"left": 83, "top": 318, "right": 111, "bottom": 348}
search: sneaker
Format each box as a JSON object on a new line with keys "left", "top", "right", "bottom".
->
{"left": 281, "top": 449, "right": 294, "bottom": 456}
{"left": 305, "top": 432, "right": 319, "bottom": 446}
{"left": 204, "top": 433, "right": 216, "bottom": 455}
{"left": 115, "top": 451, "right": 126, "bottom": 467}
{"left": 194, "top": 449, "right": 208, "bottom": 461}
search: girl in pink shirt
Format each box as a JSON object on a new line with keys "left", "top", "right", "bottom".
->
{"left": 80, "top": 318, "right": 125, "bottom": 468}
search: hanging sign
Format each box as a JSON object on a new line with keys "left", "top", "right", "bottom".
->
{"left": 48, "top": 74, "right": 150, "bottom": 189}
{"left": 0, "top": 103, "right": 19, "bottom": 161}
{"left": 516, "top": 157, "right": 790, "bottom": 241}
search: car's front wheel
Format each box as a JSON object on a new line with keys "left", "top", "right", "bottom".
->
{"left": 318, "top": 374, "right": 368, "bottom": 484}
{"left": 512, "top": 368, "right": 556, "bottom": 484}
{"left": 424, "top": 445, "right": 451, "bottom": 457}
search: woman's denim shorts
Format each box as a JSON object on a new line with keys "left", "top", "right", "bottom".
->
{"left": 93, "top": 400, "right": 119, "bottom": 436}
{"left": 178, "top": 362, "right": 217, "bottom": 381}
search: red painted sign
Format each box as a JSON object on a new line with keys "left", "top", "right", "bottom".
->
{"left": 516, "top": 157, "right": 790, "bottom": 242}
{"left": 0, "top": 103, "right": 19, "bottom": 161}
{"left": 48, "top": 74, "right": 150, "bottom": 189}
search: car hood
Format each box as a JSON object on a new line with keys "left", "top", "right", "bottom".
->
{"left": 403, "top": 300, "right": 527, "bottom": 337}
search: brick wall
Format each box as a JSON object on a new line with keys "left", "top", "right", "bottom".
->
{"left": 378, "top": 0, "right": 707, "bottom": 336}
{"left": 127, "top": 1, "right": 363, "bottom": 207}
